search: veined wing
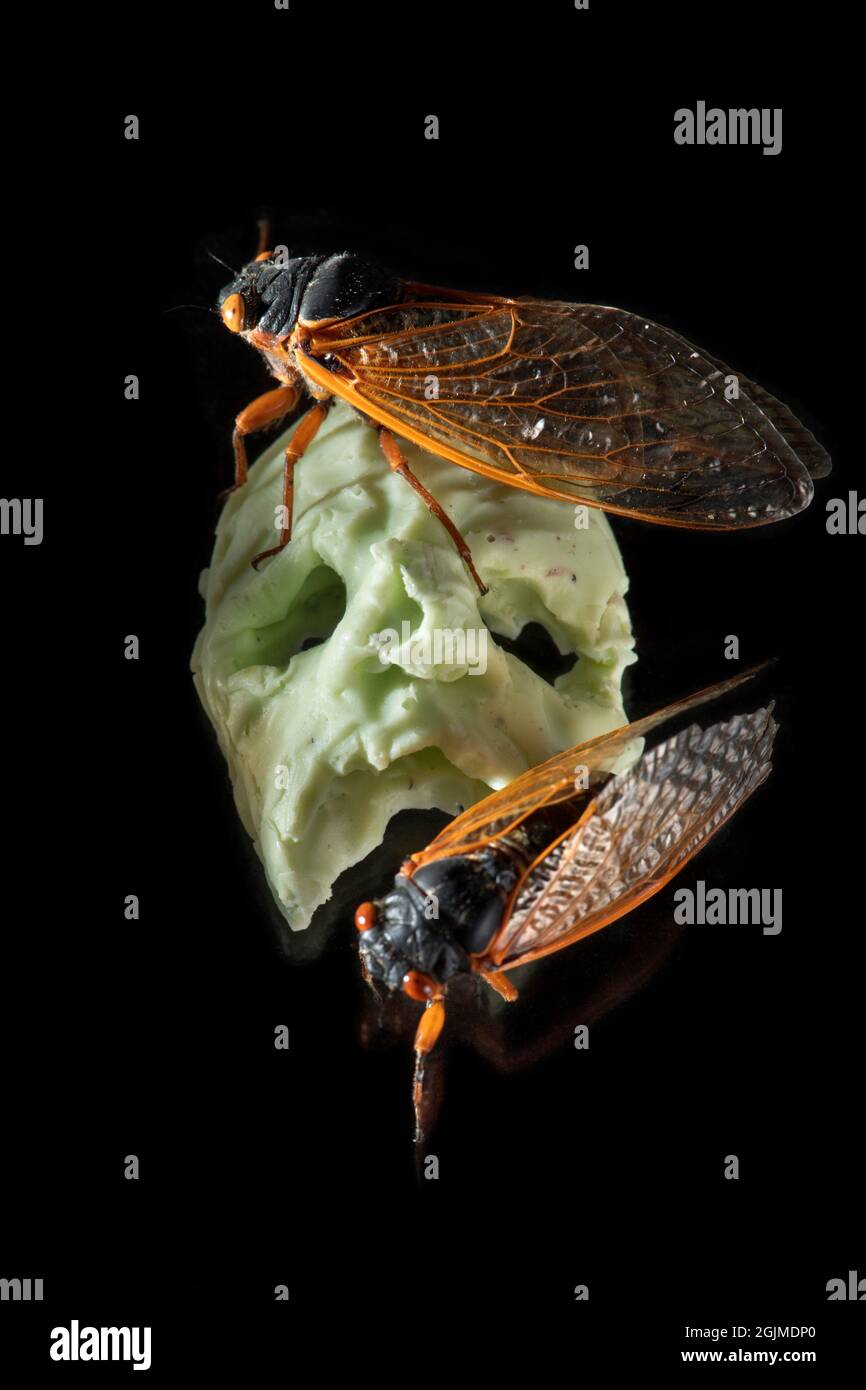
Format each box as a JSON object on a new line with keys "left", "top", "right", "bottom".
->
{"left": 408, "top": 667, "right": 768, "bottom": 870}
{"left": 303, "top": 296, "right": 828, "bottom": 526}
{"left": 488, "top": 704, "right": 777, "bottom": 971}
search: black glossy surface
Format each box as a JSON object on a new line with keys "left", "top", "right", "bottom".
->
{"left": 2, "top": 15, "right": 861, "bottom": 1371}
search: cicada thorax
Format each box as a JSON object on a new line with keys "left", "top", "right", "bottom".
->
{"left": 358, "top": 797, "right": 590, "bottom": 994}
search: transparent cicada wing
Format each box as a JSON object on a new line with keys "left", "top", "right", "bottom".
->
{"left": 303, "top": 296, "right": 828, "bottom": 525}
{"left": 487, "top": 703, "right": 777, "bottom": 971}
{"left": 409, "top": 667, "right": 769, "bottom": 870}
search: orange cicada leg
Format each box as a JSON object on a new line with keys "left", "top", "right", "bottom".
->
{"left": 411, "top": 994, "right": 446, "bottom": 1144}
{"left": 481, "top": 969, "right": 519, "bottom": 1003}
{"left": 251, "top": 399, "right": 332, "bottom": 570}
{"left": 377, "top": 427, "right": 488, "bottom": 596}
{"left": 255, "top": 215, "right": 272, "bottom": 259}
{"left": 219, "top": 383, "right": 301, "bottom": 502}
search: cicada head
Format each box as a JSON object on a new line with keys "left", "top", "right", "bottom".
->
{"left": 354, "top": 877, "right": 469, "bottom": 998}
{"left": 217, "top": 255, "right": 317, "bottom": 342}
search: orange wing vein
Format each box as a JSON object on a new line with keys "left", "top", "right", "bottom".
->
{"left": 408, "top": 666, "right": 769, "bottom": 870}
{"left": 298, "top": 294, "right": 829, "bottom": 528}
{"left": 488, "top": 702, "right": 777, "bottom": 971}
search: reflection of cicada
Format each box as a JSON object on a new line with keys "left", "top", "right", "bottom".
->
{"left": 218, "top": 236, "right": 829, "bottom": 589}
{"left": 354, "top": 669, "right": 776, "bottom": 1137}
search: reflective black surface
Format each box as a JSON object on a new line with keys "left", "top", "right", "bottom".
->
{"left": 2, "top": 15, "right": 861, "bottom": 1371}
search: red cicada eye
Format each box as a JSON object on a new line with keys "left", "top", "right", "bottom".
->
{"left": 402, "top": 970, "right": 437, "bottom": 1003}
{"left": 221, "top": 292, "right": 246, "bottom": 334}
{"left": 354, "top": 901, "right": 377, "bottom": 933}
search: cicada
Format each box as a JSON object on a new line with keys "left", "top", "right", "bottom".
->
{"left": 353, "top": 669, "right": 776, "bottom": 1138}
{"left": 217, "top": 233, "right": 829, "bottom": 589}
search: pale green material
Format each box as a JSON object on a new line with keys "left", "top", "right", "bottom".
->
{"left": 192, "top": 400, "right": 637, "bottom": 930}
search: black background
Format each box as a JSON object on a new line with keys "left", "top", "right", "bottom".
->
{"left": 2, "top": 1, "right": 862, "bottom": 1373}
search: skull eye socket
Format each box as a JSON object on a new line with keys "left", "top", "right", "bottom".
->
{"left": 491, "top": 620, "right": 578, "bottom": 685}
{"left": 221, "top": 292, "right": 246, "bottom": 333}
{"left": 403, "top": 970, "right": 436, "bottom": 1002}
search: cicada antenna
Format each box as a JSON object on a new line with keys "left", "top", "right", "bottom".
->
{"left": 359, "top": 951, "right": 384, "bottom": 1005}
{"left": 206, "top": 249, "right": 238, "bottom": 275}
{"left": 162, "top": 303, "right": 216, "bottom": 315}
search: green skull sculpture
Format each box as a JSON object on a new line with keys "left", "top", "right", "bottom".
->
{"left": 193, "top": 400, "right": 636, "bottom": 931}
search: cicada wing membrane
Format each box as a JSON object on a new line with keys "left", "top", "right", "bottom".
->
{"left": 409, "top": 666, "right": 770, "bottom": 871}
{"left": 699, "top": 352, "right": 831, "bottom": 482}
{"left": 303, "top": 296, "right": 829, "bottom": 527}
{"left": 484, "top": 702, "right": 777, "bottom": 974}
